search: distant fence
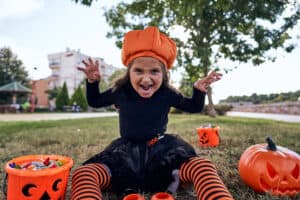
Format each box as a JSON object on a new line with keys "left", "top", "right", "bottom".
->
{"left": 230, "top": 101, "right": 300, "bottom": 115}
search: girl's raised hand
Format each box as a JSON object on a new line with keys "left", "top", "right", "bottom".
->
{"left": 194, "top": 71, "right": 222, "bottom": 93}
{"left": 77, "top": 58, "right": 101, "bottom": 83}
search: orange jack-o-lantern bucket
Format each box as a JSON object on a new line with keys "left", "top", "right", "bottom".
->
{"left": 196, "top": 125, "right": 220, "bottom": 147}
{"left": 123, "top": 193, "right": 145, "bottom": 200}
{"left": 151, "top": 192, "right": 174, "bottom": 200}
{"left": 4, "top": 154, "right": 73, "bottom": 200}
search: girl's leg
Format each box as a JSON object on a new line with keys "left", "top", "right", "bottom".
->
{"left": 179, "top": 157, "right": 233, "bottom": 200}
{"left": 71, "top": 163, "right": 111, "bottom": 200}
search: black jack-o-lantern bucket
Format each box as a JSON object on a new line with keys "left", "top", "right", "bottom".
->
{"left": 4, "top": 154, "right": 73, "bottom": 200}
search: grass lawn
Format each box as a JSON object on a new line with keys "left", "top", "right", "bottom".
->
{"left": 0, "top": 114, "right": 299, "bottom": 200}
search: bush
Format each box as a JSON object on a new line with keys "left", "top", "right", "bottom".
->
{"left": 203, "top": 104, "right": 233, "bottom": 116}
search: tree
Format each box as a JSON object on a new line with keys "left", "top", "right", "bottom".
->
{"left": 108, "top": 68, "right": 126, "bottom": 84}
{"left": 72, "top": 0, "right": 300, "bottom": 116}
{"left": 70, "top": 85, "right": 88, "bottom": 111}
{"left": 100, "top": 68, "right": 126, "bottom": 91}
{"left": 0, "top": 47, "right": 30, "bottom": 104}
{"left": 55, "top": 82, "right": 70, "bottom": 111}
{"left": 45, "top": 86, "right": 60, "bottom": 100}
{"left": 179, "top": 72, "right": 193, "bottom": 97}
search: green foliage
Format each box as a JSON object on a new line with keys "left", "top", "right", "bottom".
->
{"left": 72, "top": 0, "right": 300, "bottom": 115}
{"left": 178, "top": 72, "right": 196, "bottom": 97}
{"left": 71, "top": 0, "right": 96, "bottom": 6}
{"left": 45, "top": 86, "right": 60, "bottom": 100}
{"left": 99, "top": 79, "right": 109, "bottom": 92}
{"left": 220, "top": 90, "right": 300, "bottom": 104}
{"left": 108, "top": 68, "right": 126, "bottom": 84}
{"left": 70, "top": 85, "right": 88, "bottom": 111}
{"left": 0, "top": 47, "right": 30, "bottom": 104}
{"left": 99, "top": 69, "right": 126, "bottom": 91}
{"left": 55, "top": 82, "right": 70, "bottom": 111}
{"left": 100, "top": 0, "right": 300, "bottom": 78}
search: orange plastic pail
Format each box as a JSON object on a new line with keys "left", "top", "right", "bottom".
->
{"left": 151, "top": 192, "right": 174, "bottom": 200}
{"left": 196, "top": 126, "right": 220, "bottom": 147}
{"left": 123, "top": 193, "right": 145, "bottom": 200}
{"left": 5, "top": 154, "right": 73, "bottom": 200}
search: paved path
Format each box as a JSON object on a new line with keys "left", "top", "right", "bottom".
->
{"left": 1, "top": 112, "right": 299, "bottom": 123}
{"left": 227, "top": 111, "right": 300, "bottom": 123}
{"left": 0, "top": 112, "right": 118, "bottom": 122}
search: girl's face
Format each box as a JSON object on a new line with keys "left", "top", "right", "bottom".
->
{"left": 129, "top": 57, "right": 164, "bottom": 98}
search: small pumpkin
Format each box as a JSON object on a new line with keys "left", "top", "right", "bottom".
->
{"left": 238, "top": 137, "right": 300, "bottom": 197}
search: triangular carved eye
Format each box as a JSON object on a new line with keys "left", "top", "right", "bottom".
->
{"left": 291, "top": 164, "right": 299, "bottom": 179}
{"left": 266, "top": 162, "right": 278, "bottom": 178}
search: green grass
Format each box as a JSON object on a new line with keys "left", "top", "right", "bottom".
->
{"left": 1, "top": 114, "right": 299, "bottom": 200}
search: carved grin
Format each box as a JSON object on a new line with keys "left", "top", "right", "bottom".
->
{"left": 260, "top": 177, "right": 300, "bottom": 196}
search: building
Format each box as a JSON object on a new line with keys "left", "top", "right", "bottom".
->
{"left": 33, "top": 78, "right": 53, "bottom": 109}
{"left": 33, "top": 48, "right": 119, "bottom": 109}
{"left": 48, "top": 48, "right": 119, "bottom": 96}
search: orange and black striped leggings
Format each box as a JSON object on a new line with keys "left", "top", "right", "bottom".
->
{"left": 180, "top": 157, "right": 233, "bottom": 200}
{"left": 71, "top": 157, "right": 233, "bottom": 200}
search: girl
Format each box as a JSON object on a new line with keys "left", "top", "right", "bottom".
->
{"left": 71, "top": 26, "right": 233, "bottom": 200}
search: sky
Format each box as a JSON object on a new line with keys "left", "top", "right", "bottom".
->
{"left": 0, "top": 0, "right": 299, "bottom": 103}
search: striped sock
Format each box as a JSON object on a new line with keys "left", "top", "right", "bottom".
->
{"left": 71, "top": 163, "right": 111, "bottom": 200}
{"left": 180, "top": 157, "right": 233, "bottom": 200}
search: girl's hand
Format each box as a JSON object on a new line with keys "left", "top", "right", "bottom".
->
{"left": 194, "top": 71, "right": 222, "bottom": 93}
{"left": 77, "top": 58, "right": 101, "bottom": 83}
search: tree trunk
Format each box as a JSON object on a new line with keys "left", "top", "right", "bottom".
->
{"left": 207, "top": 86, "right": 217, "bottom": 117}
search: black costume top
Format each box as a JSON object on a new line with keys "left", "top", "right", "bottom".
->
{"left": 87, "top": 81, "right": 205, "bottom": 142}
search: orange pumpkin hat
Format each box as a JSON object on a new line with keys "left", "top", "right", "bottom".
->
{"left": 121, "top": 26, "right": 177, "bottom": 69}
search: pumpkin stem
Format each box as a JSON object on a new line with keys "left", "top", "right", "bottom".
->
{"left": 266, "top": 136, "right": 277, "bottom": 151}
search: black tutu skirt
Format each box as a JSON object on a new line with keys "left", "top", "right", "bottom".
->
{"left": 83, "top": 134, "right": 196, "bottom": 194}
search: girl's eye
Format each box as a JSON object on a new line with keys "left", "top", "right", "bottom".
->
{"left": 134, "top": 68, "right": 143, "bottom": 73}
{"left": 151, "top": 69, "right": 160, "bottom": 74}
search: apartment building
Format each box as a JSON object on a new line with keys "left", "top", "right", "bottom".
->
{"left": 48, "top": 48, "right": 119, "bottom": 96}
{"left": 33, "top": 48, "right": 118, "bottom": 109}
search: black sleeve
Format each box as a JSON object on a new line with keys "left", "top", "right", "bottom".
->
{"left": 86, "top": 80, "right": 116, "bottom": 108}
{"left": 172, "top": 87, "right": 206, "bottom": 113}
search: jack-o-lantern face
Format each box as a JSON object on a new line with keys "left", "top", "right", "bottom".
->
{"left": 22, "top": 179, "right": 63, "bottom": 200}
{"left": 196, "top": 126, "right": 220, "bottom": 147}
{"left": 259, "top": 162, "right": 299, "bottom": 196}
{"left": 199, "top": 132, "right": 209, "bottom": 145}
{"left": 238, "top": 137, "right": 300, "bottom": 197}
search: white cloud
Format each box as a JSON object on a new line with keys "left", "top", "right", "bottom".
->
{"left": 0, "top": 0, "right": 44, "bottom": 20}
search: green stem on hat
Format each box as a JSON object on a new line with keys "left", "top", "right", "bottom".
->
{"left": 266, "top": 136, "right": 277, "bottom": 151}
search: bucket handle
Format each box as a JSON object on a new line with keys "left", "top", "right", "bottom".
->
{"left": 2, "top": 173, "right": 7, "bottom": 199}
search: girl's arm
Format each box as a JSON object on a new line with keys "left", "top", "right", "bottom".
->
{"left": 173, "top": 71, "right": 222, "bottom": 113}
{"left": 193, "top": 71, "right": 222, "bottom": 93}
{"left": 86, "top": 81, "right": 116, "bottom": 108}
{"left": 78, "top": 58, "right": 116, "bottom": 108}
{"left": 173, "top": 88, "right": 206, "bottom": 113}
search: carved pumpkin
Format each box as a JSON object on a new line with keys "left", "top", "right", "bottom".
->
{"left": 5, "top": 155, "right": 73, "bottom": 200}
{"left": 238, "top": 137, "right": 300, "bottom": 197}
{"left": 196, "top": 126, "right": 220, "bottom": 147}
